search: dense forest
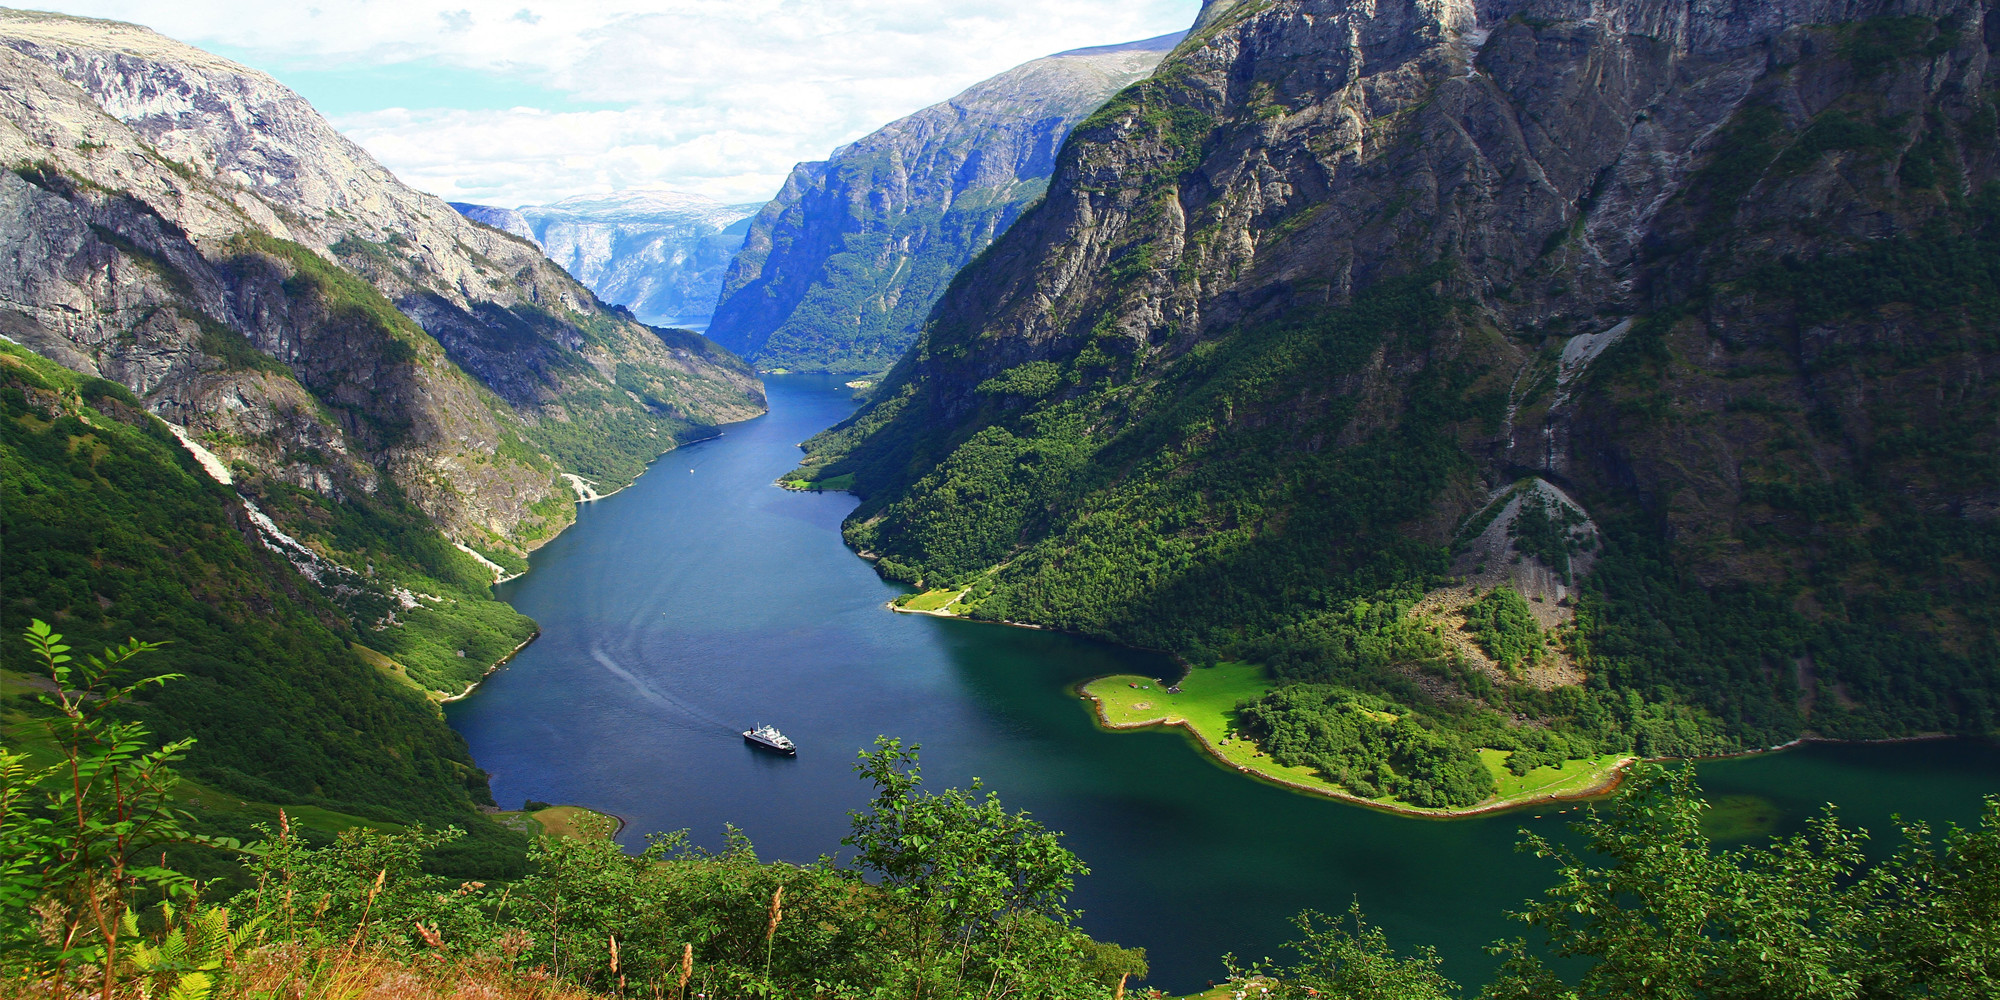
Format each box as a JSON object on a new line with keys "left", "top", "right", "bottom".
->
{"left": 0, "top": 343, "right": 529, "bottom": 875}
{"left": 3, "top": 623, "right": 1995, "bottom": 998}
{"left": 789, "top": 11, "right": 2000, "bottom": 808}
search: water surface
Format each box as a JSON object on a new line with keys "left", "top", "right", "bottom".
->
{"left": 448, "top": 375, "right": 2000, "bottom": 992}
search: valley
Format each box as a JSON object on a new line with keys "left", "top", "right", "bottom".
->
{"left": 1, "top": 0, "right": 1997, "bottom": 997}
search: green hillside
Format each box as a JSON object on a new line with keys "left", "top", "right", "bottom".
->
{"left": 789, "top": 9, "right": 2000, "bottom": 807}
{"left": 0, "top": 342, "right": 526, "bottom": 873}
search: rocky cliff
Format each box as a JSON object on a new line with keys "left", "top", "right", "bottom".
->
{"left": 799, "top": 0, "right": 2000, "bottom": 754}
{"left": 706, "top": 33, "right": 1185, "bottom": 374}
{"left": 0, "top": 9, "right": 763, "bottom": 698}
{"left": 506, "top": 191, "right": 760, "bottom": 329}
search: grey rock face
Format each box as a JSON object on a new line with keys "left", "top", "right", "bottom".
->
{"left": 0, "top": 9, "right": 763, "bottom": 561}
{"left": 706, "top": 32, "right": 1185, "bottom": 373}
{"left": 809, "top": 0, "right": 1999, "bottom": 673}
{"left": 450, "top": 202, "right": 538, "bottom": 244}
{"left": 517, "top": 191, "right": 761, "bottom": 329}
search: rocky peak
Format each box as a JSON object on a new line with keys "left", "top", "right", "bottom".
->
{"left": 705, "top": 31, "right": 1186, "bottom": 374}
{"left": 797, "top": 0, "right": 1998, "bottom": 742}
{"left": 0, "top": 7, "right": 761, "bottom": 569}
{"left": 451, "top": 202, "right": 539, "bottom": 244}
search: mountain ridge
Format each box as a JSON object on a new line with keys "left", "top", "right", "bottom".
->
{"left": 792, "top": 0, "right": 2000, "bottom": 796}
{"left": 510, "top": 190, "right": 761, "bottom": 328}
{"left": 0, "top": 6, "right": 761, "bottom": 839}
{"left": 706, "top": 31, "right": 1187, "bottom": 374}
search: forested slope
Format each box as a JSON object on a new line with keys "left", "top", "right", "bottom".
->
{"left": 0, "top": 343, "right": 526, "bottom": 871}
{"left": 0, "top": 8, "right": 759, "bottom": 864}
{"left": 0, "top": 9, "right": 760, "bottom": 697}
{"left": 794, "top": 0, "right": 2000, "bottom": 806}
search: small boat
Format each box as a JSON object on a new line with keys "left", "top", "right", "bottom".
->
{"left": 742, "top": 724, "right": 796, "bottom": 756}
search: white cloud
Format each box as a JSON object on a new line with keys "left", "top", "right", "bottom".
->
{"left": 34, "top": 0, "right": 1202, "bottom": 207}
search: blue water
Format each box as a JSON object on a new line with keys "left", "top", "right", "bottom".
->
{"left": 447, "top": 374, "right": 2000, "bottom": 993}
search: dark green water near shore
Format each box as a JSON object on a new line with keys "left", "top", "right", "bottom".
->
{"left": 447, "top": 375, "right": 2000, "bottom": 993}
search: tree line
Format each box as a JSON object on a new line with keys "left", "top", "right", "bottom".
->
{"left": 4, "top": 623, "right": 1995, "bottom": 999}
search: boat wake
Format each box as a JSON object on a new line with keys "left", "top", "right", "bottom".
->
{"left": 587, "top": 647, "right": 734, "bottom": 733}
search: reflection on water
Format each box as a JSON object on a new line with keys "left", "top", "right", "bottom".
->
{"left": 1701, "top": 794, "right": 1783, "bottom": 841}
{"left": 446, "top": 375, "right": 2000, "bottom": 993}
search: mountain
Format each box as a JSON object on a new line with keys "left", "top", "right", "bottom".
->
{"left": 0, "top": 7, "right": 760, "bottom": 845}
{"left": 506, "top": 191, "right": 761, "bottom": 329}
{"left": 792, "top": 0, "right": 2000, "bottom": 801}
{"left": 1, "top": 343, "right": 526, "bottom": 874}
{"left": 449, "top": 201, "right": 537, "bottom": 243}
{"left": 706, "top": 32, "right": 1186, "bottom": 375}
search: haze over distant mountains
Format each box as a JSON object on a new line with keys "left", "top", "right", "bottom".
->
{"left": 453, "top": 192, "right": 762, "bottom": 329}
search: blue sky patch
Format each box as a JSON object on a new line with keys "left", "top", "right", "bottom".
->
{"left": 206, "top": 44, "right": 628, "bottom": 115}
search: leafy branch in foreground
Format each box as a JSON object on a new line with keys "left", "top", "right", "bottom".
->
{"left": 2, "top": 620, "right": 237, "bottom": 999}
{"left": 845, "top": 736, "right": 1143, "bottom": 998}
{"left": 1481, "top": 766, "right": 2000, "bottom": 1000}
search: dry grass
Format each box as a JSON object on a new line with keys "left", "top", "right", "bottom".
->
{"left": 0, "top": 945, "right": 607, "bottom": 1000}
{"left": 228, "top": 945, "right": 603, "bottom": 1000}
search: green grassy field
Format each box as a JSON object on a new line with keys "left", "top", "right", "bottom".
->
{"left": 526, "top": 804, "right": 621, "bottom": 840}
{"left": 781, "top": 472, "right": 856, "bottom": 492}
{"left": 1483, "top": 748, "right": 1634, "bottom": 803}
{"left": 1082, "top": 662, "right": 1629, "bottom": 816}
{"left": 894, "top": 588, "right": 965, "bottom": 612}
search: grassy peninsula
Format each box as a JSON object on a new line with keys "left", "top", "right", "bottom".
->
{"left": 1083, "top": 663, "right": 1630, "bottom": 817}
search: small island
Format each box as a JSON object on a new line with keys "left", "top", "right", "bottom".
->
{"left": 1081, "top": 662, "right": 1632, "bottom": 818}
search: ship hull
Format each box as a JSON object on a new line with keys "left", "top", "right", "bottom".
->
{"left": 743, "top": 732, "right": 796, "bottom": 756}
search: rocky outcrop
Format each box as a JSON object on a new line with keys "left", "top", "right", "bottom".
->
{"left": 801, "top": 0, "right": 2000, "bottom": 744}
{"left": 706, "top": 32, "right": 1185, "bottom": 374}
{"left": 0, "top": 9, "right": 763, "bottom": 563}
{"left": 509, "top": 191, "right": 760, "bottom": 328}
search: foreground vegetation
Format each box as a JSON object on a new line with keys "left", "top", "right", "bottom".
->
{"left": 0, "top": 341, "right": 528, "bottom": 879}
{"left": 5, "top": 622, "right": 1997, "bottom": 999}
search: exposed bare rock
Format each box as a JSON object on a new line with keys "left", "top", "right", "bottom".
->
{"left": 802, "top": 0, "right": 2000, "bottom": 744}
{"left": 0, "top": 8, "right": 763, "bottom": 563}
{"left": 707, "top": 32, "right": 1185, "bottom": 374}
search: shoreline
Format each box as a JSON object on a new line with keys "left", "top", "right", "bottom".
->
{"left": 447, "top": 422, "right": 751, "bottom": 704}
{"left": 559, "top": 427, "right": 728, "bottom": 506}
{"left": 440, "top": 630, "right": 541, "bottom": 704}
{"left": 1079, "top": 675, "right": 1969, "bottom": 818}
{"left": 1077, "top": 681, "right": 1636, "bottom": 820}
{"left": 1684, "top": 730, "right": 1958, "bottom": 764}
{"left": 864, "top": 580, "right": 1968, "bottom": 820}
{"left": 889, "top": 600, "right": 1048, "bottom": 630}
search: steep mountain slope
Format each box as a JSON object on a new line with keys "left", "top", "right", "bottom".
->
{"left": 0, "top": 343, "right": 527, "bottom": 874}
{"left": 706, "top": 33, "right": 1185, "bottom": 375}
{"left": 0, "top": 7, "right": 760, "bottom": 824}
{"left": 505, "top": 191, "right": 761, "bottom": 329}
{"left": 797, "top": 0, "right": 2000, "bottom": 798}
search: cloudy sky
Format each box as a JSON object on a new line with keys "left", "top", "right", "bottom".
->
{"left": 33, "top": 1, "right": 1202, "bottom": 209}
